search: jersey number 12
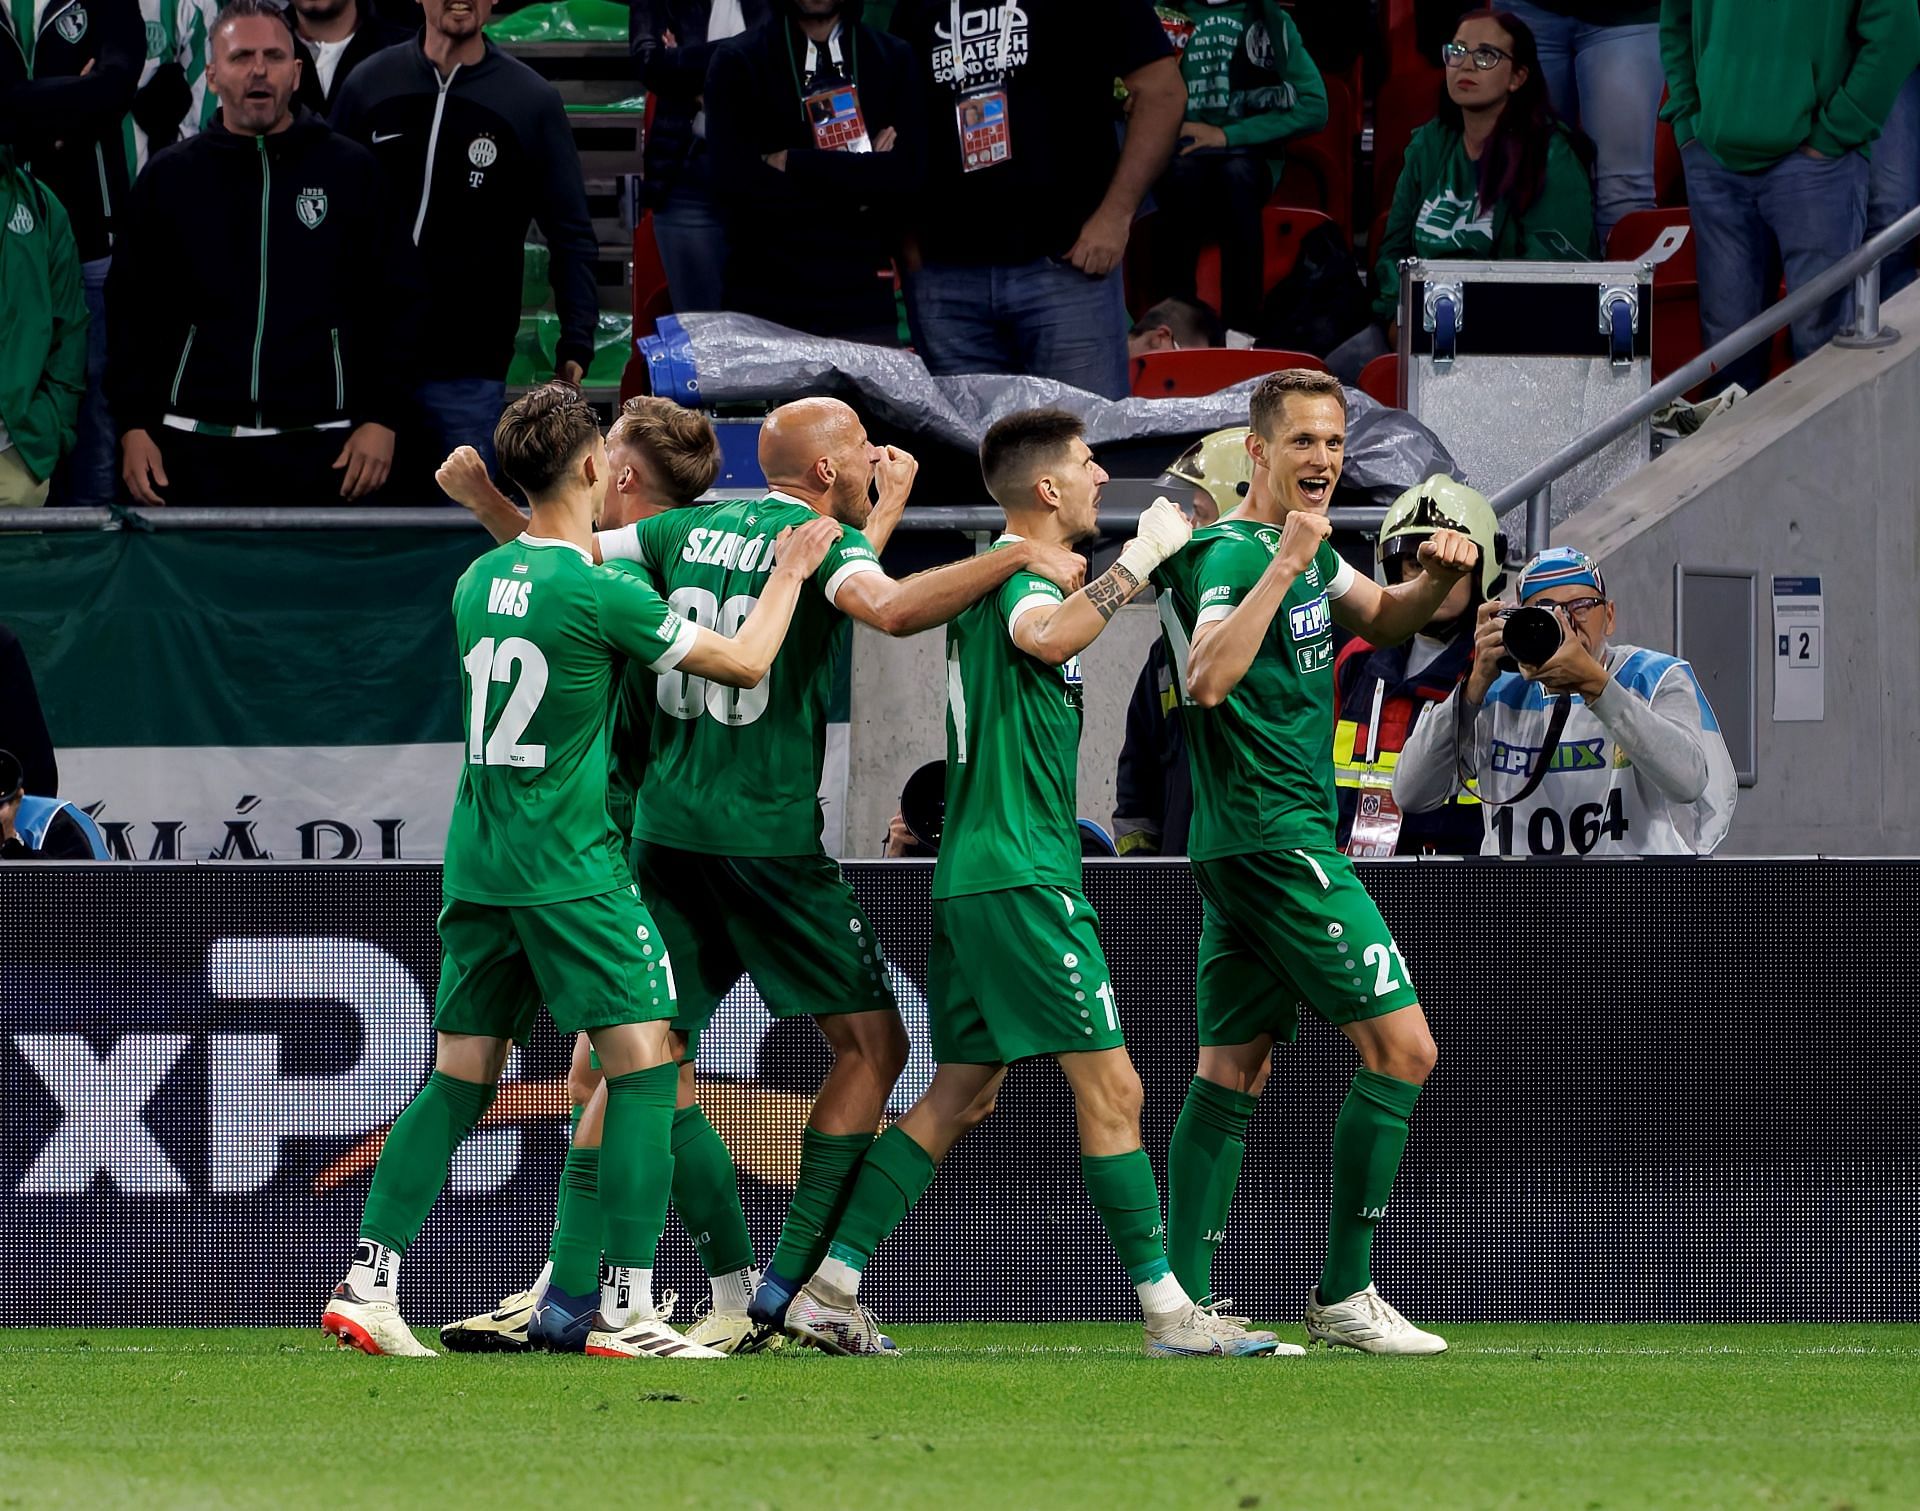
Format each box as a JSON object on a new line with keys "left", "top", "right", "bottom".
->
{"left": 464, "top": 636, "right": 549, "bottom": 768}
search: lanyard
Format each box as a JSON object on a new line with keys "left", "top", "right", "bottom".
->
{"left": 784, "top": 21, "right": 858, "bottom": 114}
{"left": 949, "top": 0, "right": 1016, "bottom": 87}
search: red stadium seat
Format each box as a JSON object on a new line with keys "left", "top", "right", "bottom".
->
{"left": 1358, "top": 353, "right": 1401, "bottom": 408}
{"left": 1192, "top": 205, "right": 1337, "bottom": 315}
{"left": 632, "top": 210, "right": 670, "bottom": 326}
{"left": 1272, "top": 73, "right": 1356, "bottom": 236}
{"left": 1607, "top": 208, "right": 1700, "bottom": 384}
{"left": 1372, "top": 67, "right": 1440, "bottom": 213}
{"left": 1384, "top": 0, "right": 1425, "bottom": 76}
{"left": 1130, "top": 348, "right": 1327, "bottom": 398}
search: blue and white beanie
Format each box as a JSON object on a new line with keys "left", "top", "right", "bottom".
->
{"left": 1518, "top": 546, "right": 1606, "bottom": 603}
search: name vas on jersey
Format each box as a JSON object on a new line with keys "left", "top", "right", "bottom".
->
{"left": 1397, "top": 643, "right": 1737, "bottom": 856}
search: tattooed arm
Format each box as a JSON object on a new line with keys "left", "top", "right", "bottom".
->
{"left": 1009, "top": 500, "right": 1193, "bottom": 667}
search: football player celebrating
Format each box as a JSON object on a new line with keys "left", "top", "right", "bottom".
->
{"left": 1153, "top": 370, "right": 1477, "bottom": 1355}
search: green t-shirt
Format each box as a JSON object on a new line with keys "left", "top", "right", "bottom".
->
{"left": 443, "top": 534, "right": 697, "bottom": 905}
{"left": 1151, "top": 521, "right": 1354, "bottom": 860}
{"left": 933, "top": 540, "right": 1084, "bottom": 900}
{"left": 598, "top": 492, "right": 883, "bottom": 857}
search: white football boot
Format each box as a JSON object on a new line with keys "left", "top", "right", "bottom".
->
{"left": 684, "top": 1301, "right": 778, "bottom": 1354}
{"left": 439, "top": 1282, "right": 543, "bottom": 1354}
{"left": 322, "top": 1283, "right": 437, "bottom": 1358}
{"left": 585, "top": 1294, "right": 726, "bottom": 1360}
{"left": 785, "top": 1277, "right": 898, "bottom": 1357}
{"left": 1304, "top": 1284, "right": 1448, "bottom": 1355}
{"left": 1144, "top": 1300, "right": 1295, "bottom": 1358}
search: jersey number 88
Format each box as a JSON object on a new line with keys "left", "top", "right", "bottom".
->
{"left": 657, "top": 587, "right": 771, "bottom": 727}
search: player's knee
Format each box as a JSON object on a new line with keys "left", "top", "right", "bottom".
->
{"left": 1077, "top": 1062, "right": 1144, "bottom": 1133}
{"left": 1370, "top": 1030, "right": 1437, "bottom": 1086}
{"left": 870, "top": 1014, "right": 911, "bottom": 1082}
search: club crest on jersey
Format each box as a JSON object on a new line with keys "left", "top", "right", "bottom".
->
{"left": 295, "top": 190, "right": 328, "bottom": 230}
{"left": 6, "top": 203, "right": 33, "bottom": 236}
{"left": 468, "top": 137, "right": 498, "bottom": 169}
{"left": 54, "top": 4, "right": 87, "bottom": 43}
{"left": 144, "top": 19, "right": 166, "bottom": 57}
{"left": 1255, "top": 528, "right": 1281, "bottom": 553}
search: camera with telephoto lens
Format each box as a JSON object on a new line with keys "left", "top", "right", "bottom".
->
{"left": 1497, "top": 605, "right": 1564, "bottom": 672}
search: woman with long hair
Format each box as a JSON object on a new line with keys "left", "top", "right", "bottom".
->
{"left": 1329, "top": 8, "right": 1596, "bottom": 381}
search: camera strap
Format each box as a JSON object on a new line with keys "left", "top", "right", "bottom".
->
{"left": 1460, "top": 689, "right": 1573, "bottom": 808}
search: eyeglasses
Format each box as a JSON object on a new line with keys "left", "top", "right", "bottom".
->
{"left": 1441, "top": 41, "right": 1513, "bottom": 71}
{"left": 1541, "top": 595, "right": 1608, "bottom": 619}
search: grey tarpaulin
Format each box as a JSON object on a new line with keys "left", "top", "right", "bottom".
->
{"left": 640, "top": 313, "right": 1464, "bottom": 504}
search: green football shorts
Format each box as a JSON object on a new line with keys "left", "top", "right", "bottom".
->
{"left": 433, "top": 885, "right": 677, "bottom": 1042}
{"left": 928, "top": 885, "right": 1126, "bottom": 1066}
{"left": 631, "top": 843, "right": 896, "bottom": 1056}
{"left": 1191, "top": 847, "right": 1419, "bottom": 1046}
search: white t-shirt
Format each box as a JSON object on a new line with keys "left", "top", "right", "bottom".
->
{"left": 308, "top": 34, "right": 352, "bottom": 98}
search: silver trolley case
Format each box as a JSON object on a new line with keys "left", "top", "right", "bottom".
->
{"left": 1396, "top": 258, "right": 1653, "bottom": 523}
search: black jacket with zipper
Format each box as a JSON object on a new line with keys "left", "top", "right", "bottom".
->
{"left": 629, "top": 0, "right": 773, "bottom": 204}
{"left": 331, "top": 36, "right": 598, "bottom": 382}
{"left": 0, "top": 0, "right": 144, "bottom": 261}
{"left": 105, "top": 111, "right": 420, "bottom": 436}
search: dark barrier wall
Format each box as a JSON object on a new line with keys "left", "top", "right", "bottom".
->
{"left": 3, "top": 862, "right": 1915, "bottom": 1326}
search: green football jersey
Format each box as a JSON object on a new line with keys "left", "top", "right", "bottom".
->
{"left": 443, "top": 534, "right": 697, "bottom": 905}
{"left": 606, "top": 659, "right": 654, "bottom": 847}
{"left": 1151, "top": 522, "right": 1355, "bottom": 861}
{"left": 597, "top": 492, "right": 882, "bottom": 856}
{"left": 934, "top": 540, "right": 1084, "bottom": 900}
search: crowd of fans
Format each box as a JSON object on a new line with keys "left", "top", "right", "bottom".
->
{"left": 0, "top": 0, "right": 1917, "bottom": 508}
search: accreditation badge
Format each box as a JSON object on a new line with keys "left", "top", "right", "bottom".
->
{"left": 1345, "top": 774, "right": 1405, "bottom": 859}
{"left": 955, "top": 85, "right": 1011, "bottom": 172}
{"left": 805, "top": 81, "right": 872, "bottom": 153}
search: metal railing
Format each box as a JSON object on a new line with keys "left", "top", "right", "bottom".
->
{"left": 1487, "top": 199, "right": 1920, "bottom": 552}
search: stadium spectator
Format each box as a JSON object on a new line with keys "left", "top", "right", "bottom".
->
{"left": 0, "top": 748, "right": 102, "bottom": 858}
{"left": 704, "top": 0, "right": 922, "bottom": 343}
{"left": 0, "top": 0, "right": 142, "bottom": 508}
{"left": 1867, "top": 42, "right": 1920, "bottom": 297}
{"left": 130, "top": 0, "right": 222, "bottom": 167}
{"left": 1329, "top": 8, "right": 1595, "bottom": 383}
{"left": 1663, "top": 0, "right": 1920, "bottom": 394}
{"left": 0, "top": 624, "right": 57, "bottom": 798}
{"left": 890, "top": 0, "right": 1186, "bottom": 398}
{"left": 1127, "top": 295, "right": 1227, "bottom": 359}
{"left": 332, "top": 0, "right": 596, "bottom": 497}
{"left": 0, "top": 151, "right": 88, "bottom": 511}
{"left": 1394, "top": 545, "right": 1737, "bottom": 855}
{"left": 1149, "top": 3, "right": 1327, "bottom": 335}
{"left": 290, "top": 0, "right": 408, "bottom": 115}
{"left": 109, "top": 0, "right": 417, "bottom": 506}
{"left": 1498, "top": 3, "right": 1661, "bottom": 245}
{"left": 631, "top": 1, "right": 771, "bottom": 315}
{"left": 1332, "top": 477, "right": 1503, "bottom": 858}
{"left": 1111, "top": 425, "right": 1243, "bottom": 857}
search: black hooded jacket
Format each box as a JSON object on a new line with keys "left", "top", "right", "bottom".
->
{"left": 704, "top": 0, "right": 922, "bottom": 336}
{"left": 331, "top": 35, "right": 597, "bottom": 380}
{"left": 0, "top": 0, "right": 143, "bottom": 261}
{"left": 106, "top": 111, "right": 420, "bottom": 435}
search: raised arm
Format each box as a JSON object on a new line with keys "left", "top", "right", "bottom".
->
{"left": 835, "top": 538, "right": 1087, "bottom": 638}
{"left": 438, "top": 446, "right": 531, "bottom": 542}
{"left": 1327, "top": 528, "right": 1477, "bottom": 645}
{"left": 1012, "top": 500, "right": 1190, "bottom": 666}
{"left": 674, "top": 518, "right": 843, "bottom": 687}
{"left": 859, "top": 445, "right": 918, "bottom": 557}
{"left": 1186, "top": 512, "right": 1329, "bottom": 707}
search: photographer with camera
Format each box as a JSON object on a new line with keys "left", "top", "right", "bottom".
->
{"left": 1393, "top": 545, "right": 1736, "bottom": 856}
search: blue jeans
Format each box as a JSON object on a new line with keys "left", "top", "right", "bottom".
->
{"left": 52, "top": 255, "right": 119, "bottom": 506}
{"left": 1867, "top": 68, "right": 1920, "bottom": 299}
{"left": 905, "top": 258, "right": 1130, "bottom": 399}
{"left": 1503, "top": 1, "right": 1661, "bottom": 247}
{"left": 411, "top": 377, "right": 508, "bottom": 502}
{"left": 1683, "top": 142, "right": 1868, "bottom": 393}
{"left": 651, "top": 147, "right": 728, "bottom": 316}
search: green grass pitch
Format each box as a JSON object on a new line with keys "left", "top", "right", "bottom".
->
{"left": 2, "top": 1325, "right": 1915, "bottom": 1508}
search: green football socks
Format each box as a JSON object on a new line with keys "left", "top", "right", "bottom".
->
{"left": 1166, "top": 1075, "right": 1258, "bottom": 1303}
{"left": 1081, "top": 1149, "right": 1174, "bottom": 1287}
{"left": 769, "top": 1126, "right": 874, "bottom": 1281}
{"left": 359, "top": 1071, "right": 496, "bottom": 1253}
{"left": 1320, "top": 1068, "right": 1422, "bottom": 1303}
{"left": 598, "top": 1064, "right": 678, "bottom": 1271}
{"left": 824, "top": 1124, "right": 939, "bottom": 1274}
{"left": 547, "top": 1144, "right": 603, "bottom": 1296}
{"left": 671, "top": 1104, "right": 756, "bottom": 1278}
